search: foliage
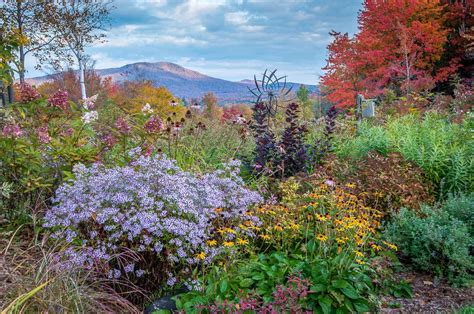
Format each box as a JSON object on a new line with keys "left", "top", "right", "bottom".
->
{"left": 312, "top": 152, "right": 434, "bottom": 215}
{"left": 387, "top": 113, "right": 473, "bottom": 197}
{"left": 0, "top": 1, "right": 70, "bottom": 81}
{"left": 296, "top": 84, "right": 314, "bottom": 121}
{"left": 250, "top": 101, "right": 338, "bottom": 178}
{"left": 176, "top": 183, "right": 400, "bottom": 312}
{"left": 37, "top": 69, "right": 114, "bottom": 105}
{"left": 322, "top": 0, "right": 460, "bottom": 107}
{"left": 0, "top": 23, "right": 24, "bottom": 84}
{"left": 110, "top": 80, "right": 185, "bottom": 117}
{"left": 0, "top": 96, "right": 98, "bottom": 223}
{"left": 42, "top": 0, "right": 114, "bottom": 99}
{"left": 43, "top": 154, "right": 262, "bottom": 294}
{"left": 336, "top": 113, "right": 473, "bottom": 198}
{"left": 202, "top": 92, "right": 222, "bottom": 120}
{"left": 385, "top": 193, "right": 474, "bottom": 286}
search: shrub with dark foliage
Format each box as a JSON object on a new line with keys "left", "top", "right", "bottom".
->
{"left": 250, "top": 102, "right": 338, "bottom": 178}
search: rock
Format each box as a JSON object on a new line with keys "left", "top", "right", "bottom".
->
{"left": 144, "top": 295, "right": 177, "bottom": 313}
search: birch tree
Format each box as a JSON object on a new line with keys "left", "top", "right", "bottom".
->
{"left": 45, "top": 0, "right": 113, "bottom": 100}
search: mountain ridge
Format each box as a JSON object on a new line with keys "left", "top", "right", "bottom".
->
{"left": 26, "top": 62, "right": 318, "bottom": 103}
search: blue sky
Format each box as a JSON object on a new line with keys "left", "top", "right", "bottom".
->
{"left": 26, "top": 0, "right": 361, "bottom": 84}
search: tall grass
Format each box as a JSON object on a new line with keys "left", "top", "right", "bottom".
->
{"left": 1, "top": 228, "right": 140, "bottom": 314}
{"left": 163, "top": 120, "right": 255, "bottom": 173}
{"left": 335, "top": 113, "right": 473, "bottom": 197}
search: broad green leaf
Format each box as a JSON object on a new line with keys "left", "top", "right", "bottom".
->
{"left": 240, "top": 278, "right": 254, "bottom": 288}
{"left": 311, "top": 283, "right": 326, "bottom": 292}
{"left": 319, "top": 296, "right": 333, "bottom": 314}
{"left": 341, "top": 285, "right": 359, "bottom": 299}
{"left": 219, "top": 279, "right": 228, "bottom": 294}
{"left": 332, "top": 279, "right": 350, "bottom": 289}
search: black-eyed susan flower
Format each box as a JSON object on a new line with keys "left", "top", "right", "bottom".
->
{"left": 206, "top": 239, "right": 217, "bottom": 246}
{"left": 354, "top": 250, "right": 364, "bottom": 257}
{"left": 195, "top": 252, "right": 206, "bottom": 260}
{"left": 236, "top": 238, "right": 249, "bottom": 245}
{"left": 316, "top": 234, "right": 328, "bottom": 241}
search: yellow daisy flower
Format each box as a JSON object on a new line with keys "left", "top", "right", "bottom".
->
{"left": 195, "top": 252, "right": 206, "bottom": 260}
{"left": 236, "top": 238, "right": 249, "bottom": 245}
{"left": 207, "top": 239, "right": 217, "bottom": 246}
{"left": 316, "top": 234, "right": 328, "bottom": 242}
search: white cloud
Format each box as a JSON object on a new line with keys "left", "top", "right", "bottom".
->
{"left": 225, "top": 11, "right": 265, "bottom": 32}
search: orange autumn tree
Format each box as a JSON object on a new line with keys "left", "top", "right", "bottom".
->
{"left": 322, "top": 0, "right": 460, "bottom": 108}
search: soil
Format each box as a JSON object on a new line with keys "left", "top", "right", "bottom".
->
{"left": 381, "top": 272, "right": 474, "bottom": 313}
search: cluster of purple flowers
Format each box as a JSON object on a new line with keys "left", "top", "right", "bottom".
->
{"left": 44, "top": 151, "right": 262, "bottom": 286}
{"left": 17, "top": 83, "right": 41, "bottom": 102}
{"left": 115, "top": 117, "right": 131, "bottom": 134}
{"left": 2, "top": 123, "right": 23, "bottom": 138}
{"left": 47, "top": 89, "right": 69, "bottom": 110}
{"left": 37, "top": 126, "right": 51, "bottom": 144}
{"left": 144, "top": 115, "right": 163, "bottom": 133}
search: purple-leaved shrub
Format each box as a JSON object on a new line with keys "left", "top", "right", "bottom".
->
{"left": 44, "top": 150, "right": 262, "bottom": 292}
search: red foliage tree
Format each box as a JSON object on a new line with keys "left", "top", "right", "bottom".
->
{"left": 321, "top": 0, "right": 461, "bottom": 107}
{"left": 321, "top": 31, "right": 366, "bottom": 108}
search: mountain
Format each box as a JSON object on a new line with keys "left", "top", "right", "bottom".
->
{"left": 26, "top": 62, "right": 318, "bottom": 103}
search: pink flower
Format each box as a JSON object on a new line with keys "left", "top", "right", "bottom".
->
{"left": 104, "top": 134, "right": 117, "bottom": 147}
{"left": 115, "top": 117, "right": 131, "bottom": 134}
{"left": 325, "top": 179, "right": 336, "bottom": 187}
{"left": 48, "top": 89, "right": 69, "bottom": 110}
{"left": 2, "top": 123, "right": 23, "bottom": 138}
{"left": 144, "top": 115, "right": 163, "bottom": 133}
{"left": 37, "top": 126, "right": 51, "bottom": 144}
{"left": 61, "top": 128, "right": 74, "bottom": 137}
{"left": 17, "top": 83, "right": 40, "bottom": 102}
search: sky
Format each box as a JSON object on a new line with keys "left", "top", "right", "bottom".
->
{"left": 26, "top": 0, "right": 361, "bottom": 84}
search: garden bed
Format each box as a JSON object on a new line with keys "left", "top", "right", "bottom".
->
{"left": 381, "top": 272, "right": 474, "bottom": 313}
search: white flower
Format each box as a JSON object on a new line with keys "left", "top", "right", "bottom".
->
{"left": 81, "top": 111, "right": 99, "bottom": 124}
{"left": 235, "top": 116, "right": 246, "bottom": 125}
{"left": 141, "top": 103, "right": 154, "bottom": 114}
{"left": 83, "top": 94, "right": 98, "bottom": 110}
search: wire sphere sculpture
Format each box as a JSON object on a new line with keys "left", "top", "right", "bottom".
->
{"left": 248, "top": 69, "right": 294, "bottom": 116}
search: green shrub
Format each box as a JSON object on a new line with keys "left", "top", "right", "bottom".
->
{"left": 386, "top": 113, "right": 473, "bottom": 197}
{"left": 335, "top": 121, "right": 390, "bottom": 160}
{"left": 385, "top": 194, "right": 474, "bottom": 286}
{"left": 335, "top": 113, "right": 473, "bottom": 198}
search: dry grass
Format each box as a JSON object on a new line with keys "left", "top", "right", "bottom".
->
{"left": 0, "top": 226, "right": 141, "bottom": 314}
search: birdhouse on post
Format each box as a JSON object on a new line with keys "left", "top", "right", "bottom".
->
{"left": 356, "top": 94, "right": 376, "bottom": 125}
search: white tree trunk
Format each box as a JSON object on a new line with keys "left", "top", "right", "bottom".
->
{"left": 78, "top": 56, "right": 87, "bottom": 100}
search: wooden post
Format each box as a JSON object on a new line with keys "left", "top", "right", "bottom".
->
{"left": 0, "top": 82, "right": 5, "bottom": 107}
{"left": 7, "top": 84, "right": 14, "bottom": 103}
{"left": 356, "top": 94, "right": 363, "bottom": 126}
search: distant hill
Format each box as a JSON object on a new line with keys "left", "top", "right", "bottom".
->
{"left": 26, "top": 62, "right": 318, "bottom": 104}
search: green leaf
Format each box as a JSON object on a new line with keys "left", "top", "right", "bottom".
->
{"left": 354, "top": 301, "right": 371, "bottom": 313}
{"left": 219, "top": 279, "right": 228, "bottom": 294}
{"left": 311, "top": 283, "right": 326, "bottom": 292}
{"left": 319, "top": 296, "right": 333, "bottom": 314}
{"left": 341, "top": 285, "right": 359, "bottom": 299}
{"left": 252, "top": 274, "right": 264, "bottom": 280}
{"left": 332, "top": 279, "right": 350, "bottom": 289}
{"left": 240, "top": 278, "right": 254, "bottom": 288}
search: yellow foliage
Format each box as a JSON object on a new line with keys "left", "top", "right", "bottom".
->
{"left": 112, "top": 81, "right": 186, "bottom": 118}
